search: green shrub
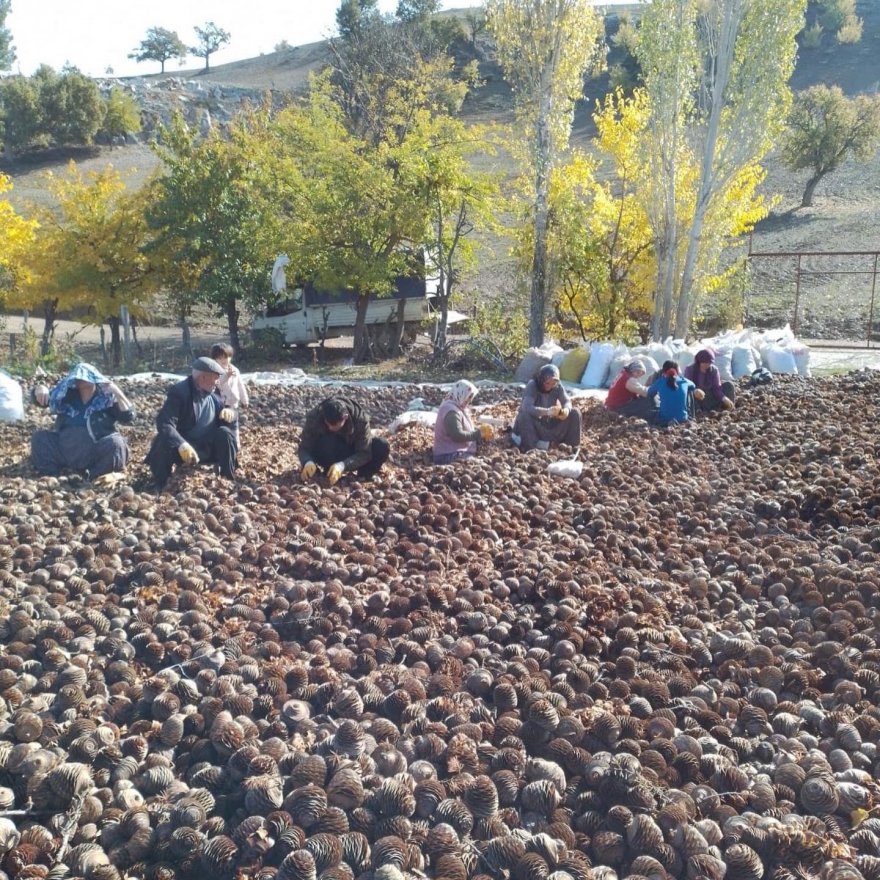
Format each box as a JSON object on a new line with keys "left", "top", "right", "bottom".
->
{"left": 469, "top": 296, "right": 529, "bottom": 359}
{"left": 837, "top": 16, "right": 863, "bottom": 44}
{"left": 801, "top": 21, "right": 824, "bottom": 48}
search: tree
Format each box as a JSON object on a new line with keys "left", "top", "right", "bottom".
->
{"left": 147, "top": 111, "right": 281, "bottom": 353}
{"left": 0, "top": 174, "right": 37, "bottom": 301}
{"left": 19, "top": 163, "right": 157, "bottom": 364}
{"left": 129, "top": 27, "right": 187, "bottom": 74}
{"left": 190, "top": 22, "right": 230, "bottom": 72}
{"left": 465, "top": 10, "right": 487, "bottom": 46}
{"left": 410, "top": 116, "right": 500, "bottom": 356}
{"left": 0, "top": 0, "right": 14, "bottom": 71}
{"left": 98, "top": 88, "right": 142, "bottom": 143}
{"left": 0, "top": 66, "right": 105, "bottom": 153}
{"left": 396, "top": 0, "right": 441, "bottom": 21}
{"left": 0, "top": 75, "right": 45, "bottom": 153}
{"left": 550, "top": 100, "right": 655, "bottom": 341}
{"left": 336, "top": 0, "right": 380, "bottom": 41}
{"left": 39, "top": 65, "right": 106, "bottom": 147}
{"left": 487, "top": 0, "right": 605, "bottom": 347}
{"left": 782, "top": 85, "right": 880, "bottom": 208}
{"left": 638, "top": 0, "right": 805, "bottom": 339}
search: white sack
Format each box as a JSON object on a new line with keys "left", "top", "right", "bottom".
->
{"left": 0, "top": 371, "right": 24, "bottom": 422}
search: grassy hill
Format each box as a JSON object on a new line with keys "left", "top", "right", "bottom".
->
{"left": 4, "top": 2, "right": 880, "bottom": 346}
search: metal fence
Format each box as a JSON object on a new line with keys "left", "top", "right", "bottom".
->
{"left": 745, "top": 248, "right": 880, "bottom": 345}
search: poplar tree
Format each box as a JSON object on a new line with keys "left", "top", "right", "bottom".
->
{"left": 487, "top": 0, "right": 604, "bottom": 346}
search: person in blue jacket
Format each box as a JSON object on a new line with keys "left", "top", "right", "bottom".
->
{"left": 646, "top": 360, "right": 697, "bottom": 426}
{"left": 31, "top": 363, "right": 135, "bottom": 483}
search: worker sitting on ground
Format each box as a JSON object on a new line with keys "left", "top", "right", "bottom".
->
{"left": 512, "top": 364, "right": 582, "bottom": 452}
{"left": 433, "top": 379, "right": 494, "bottom": 464}
{"left": 684, "top": 349, "right": 735, "bottom": 412}
{"left": 31, "top": 363, "right": 134, "bottom": 486}
{"left": 299, "top": 396, "right": 390, "bottom": 485}
{"left": 646, "top": 360, "right": 697, "bottom": 427}
{"left": 605, "top": 360, "right": 657, "bottom": 420}
{"left": 146, "top": 357, "right": 238, "bottom": 489}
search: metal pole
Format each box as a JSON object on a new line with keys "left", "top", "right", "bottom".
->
{"left": 868, "top": 253, "right": 879, "bottom": 348}
{"left": 793, "top": 254, "right": 802, "bottom": 336}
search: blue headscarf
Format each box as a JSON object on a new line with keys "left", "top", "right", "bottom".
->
{"left": 49, "top": 363, "right": 115, "bottom": 419}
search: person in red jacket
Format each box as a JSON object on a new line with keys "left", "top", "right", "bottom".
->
{"left": 605, "top": 360, "right": 657, "bottom": 420}
{"left": 684, "top": 349, "right": 735, "bottom": 412}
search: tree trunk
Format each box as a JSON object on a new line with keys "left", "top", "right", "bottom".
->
{"left": 180, "top": 315, "right": 193, "bottom": 360}
{"left": 108, "top": 317, "right": 122, "bottom": 368}
{"left": 674, "top": 0, "right": 738, "bottom": 339}
{"left": 225, "top": 296, "right": 240, "bottom": 354}
{"left": 529, "top": 69, "right": 555, "bottom": 349}
{"left": 389, "top": 298, "right": 406, "bottom": 357}
{"left": 40, "top": 299, "right": 58, "bottom": 357}
{"left": 160, "top": 60, "right": 166, "bottom": 73}
{"left": 801, "top": 172, "right": 823, "bottom": 208}
{"left": 352, "top": 293, "right": 372, "bottom": 363}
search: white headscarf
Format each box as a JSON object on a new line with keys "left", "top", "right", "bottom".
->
{"left": 448, "top": 379, "right": 477, "bottom": 408}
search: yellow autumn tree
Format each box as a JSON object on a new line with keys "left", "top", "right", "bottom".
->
{"left": 0, "top": 173, "right": 38, "bottom": 301}
{"left": 544, "top": 87, "right": 770, "bottom": 341}
{"left": 19, "top": 162, "right": 158, "bottom": 363}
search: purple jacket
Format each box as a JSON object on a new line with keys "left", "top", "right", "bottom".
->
{"left": 433, "top": 399, "right": 477, "bottom": 458}
{"left": 684, "top": 362, "right": 724, "bottom": 402}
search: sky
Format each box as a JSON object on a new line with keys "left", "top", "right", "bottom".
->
{"left": 5, "top": 0, "right": 462, "bottom": 78}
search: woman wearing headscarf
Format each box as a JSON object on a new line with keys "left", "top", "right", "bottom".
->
{"left": 605, "top": 360, "right": 657, "bottom": 420}
{"left": 645, "top": 360, "right": 696, "bottom": 426}
{"left": 31, "top": 363, "right": 134, "bottom": 482}
{"left": 512, "top": 363, "right": 582, "bottom": 452}
{"left": 684, "top": 349, "right": 735, "bottom": 412}
{"left": 433, "top": 380, "right": 494, "bottom": 464}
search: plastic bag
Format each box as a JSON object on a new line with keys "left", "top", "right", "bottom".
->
{"left": 790, "top": 344, "right": 811, "bottom": 378}
{"left": 731, "top": 345, "right": 759, "bottom": 378}
{"left": 548, "top": 459, "right": 583, "bottom": 479}
{"left": 559, "top": 347, "right": 590, "bottom": 383}
{"left": 714, "top": 348, "right": 734, "bottom": 382}
{"left": 0, "top": 371, "right": 24, "bottom": 422}
{"left": 764, "top": 344, "right": 797, "bottom": 374}
{"left": 581, "top": 341, "right": 616, "bottom": 388}
{"left": 389, "top": 410, "right": 437, "bottom": 433}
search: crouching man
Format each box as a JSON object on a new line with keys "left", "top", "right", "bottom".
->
{"left": 146, "top": 357, "right": 238, "bottom": 489}
{"left": 299, "top": 396, "right": 390, "bottom": 485}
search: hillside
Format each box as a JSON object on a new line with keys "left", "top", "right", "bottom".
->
{"left": 3, "top": 2, "right": 880, "bottom": 348}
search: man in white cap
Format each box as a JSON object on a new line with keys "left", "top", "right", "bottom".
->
{"left": 146, "top": 357, "right": 239, "bottom": 488}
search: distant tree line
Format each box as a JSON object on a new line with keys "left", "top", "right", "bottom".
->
{"left": 0, "top": 66, "right": 141, "bottom": 154}
{"left": 2, "top": 0, "right": 880, "bottom": 364}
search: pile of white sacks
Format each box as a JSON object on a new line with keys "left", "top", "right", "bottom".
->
{"left": 515, "top": 325, "right": 811, "bottom": 389}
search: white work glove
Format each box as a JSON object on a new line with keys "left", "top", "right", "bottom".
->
{"left": 93, "top": 472, "right": 124, "bottom": 488}
{"left": 478, "top": 424, "right": 494, "bottom": 442}
{"left": 301, "top": 461, "right": 317, "bottom": 482}
{"left": 555, "top": 406, "right": 571, "bottom": 421}
{"left": 721, "top": 396, "right": 734, "bottom": 411}
{"left": 694, "top": 388, "right": 706, "bottom": 402}
{"left": 327, "top": 462, "right": 345, "bottom": 486}
{"left": 34, "top": 385, "right": 50, "bottom": 406}
{"left": 547, "top": 401, "right": 562, "bottom": 418}
{"left": 219, "top": 407, "right": 236, "bottom": 423}
{"left": 178, "top": 443, "right": 199, "bottom": 465}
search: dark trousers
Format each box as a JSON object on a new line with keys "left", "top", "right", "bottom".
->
{"left": 32, "top": 427, "right": 129, "bottom": 478}
{"left": 146, "top": 426, "right": 238, "bottom": 486}
{"left": 312, "top": 435, "right": 390, "bottom": 479}
{"left": 695, "top": 381, "right": 736, "bottom": 412}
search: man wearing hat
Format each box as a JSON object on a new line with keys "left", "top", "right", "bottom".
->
{"left": 511, "top": 363, "right": 582, "bottom": 452}
{"left": 146, "top": 357, "right": 239, "bottom": 488}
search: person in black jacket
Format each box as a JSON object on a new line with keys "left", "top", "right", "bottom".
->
{"left": 146, "top": 357, "right": 238, "bottom": 488}
{"left": 31, "top": 363, "right": 134, "bottom": 484}
{"left": 299, "top": 396, "right": 390, "bottom": 485}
